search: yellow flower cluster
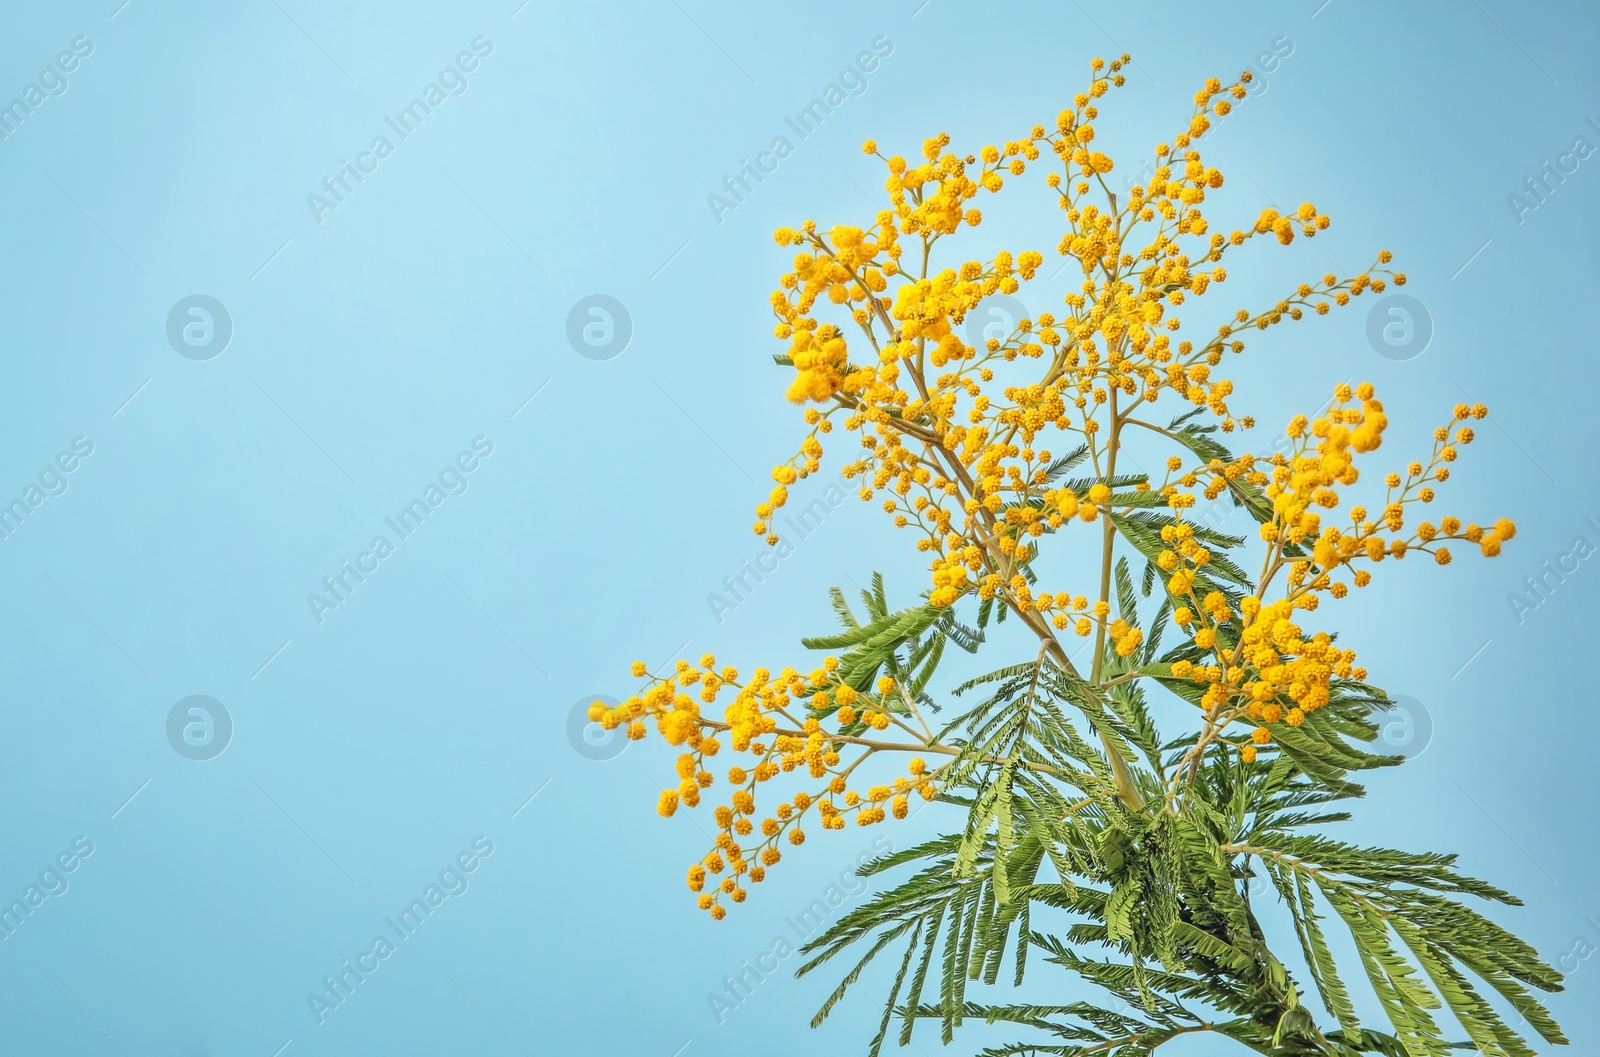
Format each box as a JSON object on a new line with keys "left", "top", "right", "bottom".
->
{"left": 755, "top": 57, "right": 1399, "bottom": 636}
{"left": 589, "top": 655, "right": 936, "bottom": 919}
{"left": 606, "top": 55, "right": 1519, "bottom": 917}
{"left": 1158, "top": 386, "right": 1511, "bottom": 763}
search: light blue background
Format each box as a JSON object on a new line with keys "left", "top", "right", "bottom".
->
{"left": 0, "top": 1, "right": 1595, "bottom": 1054}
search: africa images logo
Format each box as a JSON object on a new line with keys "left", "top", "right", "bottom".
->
{"left": 705, "top": 36, "right": 894, "bottom": 224}
{"left": 0, "top": 36, "right": 95, "bottom": 144}
{"left": 305, "top": 436, "right": 494, "bottom": 624}
{"left": 305, "top": 837, "right": 495, "bottom": 1024}
{"left": 306, "top": 36, "right": 495, "bottom": 224}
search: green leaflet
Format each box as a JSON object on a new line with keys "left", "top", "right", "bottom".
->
{"left": 781, "top": 576, "right": 1563, "bottom": 1057}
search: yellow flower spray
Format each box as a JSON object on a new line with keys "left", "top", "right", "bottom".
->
{"left": 596, "top": 56, "right": 1517, "bottom": 923}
